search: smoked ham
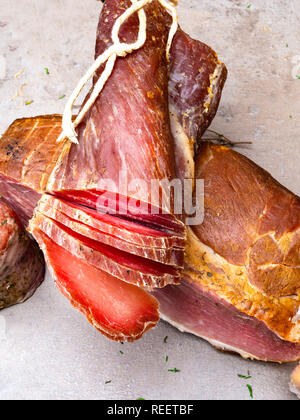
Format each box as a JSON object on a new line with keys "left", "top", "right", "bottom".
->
{"left": 0, "top": 199, "right": 44, "bottom": 309}
{"left": 153, "top": 143, "right": 300, "bottom": 362}
{"left": 0, "top": 0, "right": 227, "bottom": 340}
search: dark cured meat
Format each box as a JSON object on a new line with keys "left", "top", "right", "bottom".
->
{"left": 32, "top": 229, "right": 159, "bottom": 341}
{"left": 0, "top": 199, "right": 44, "bottom": 309}
{"left": 29, "top": 212, "right": 180, "bottom": 290}
{"left": 169, "top": 29, "right": 227, "bottom": 182}
{"left": 37, "top": 195, "right": 184, "bottom": 266}
{"left": 170, "top": 30, "right": 227, "bottom": 146}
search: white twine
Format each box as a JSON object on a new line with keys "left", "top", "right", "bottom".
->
{"left": 57, "top": 0, "right": 178, "bottom": 145}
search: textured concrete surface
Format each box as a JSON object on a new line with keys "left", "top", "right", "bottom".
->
{"left": 0, "top": 0, "right": 300, "bottom": 400}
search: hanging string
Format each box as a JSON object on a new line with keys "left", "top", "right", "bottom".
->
{"left": 57, "top": 0, "right": 178, "bottom": 145}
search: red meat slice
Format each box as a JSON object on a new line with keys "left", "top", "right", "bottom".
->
{"left": 42, "top": 194, "right": 185, "bottom": 249}
{"left": 30, "top": 212, "right": 180, "bottom": 290}
{"left": 55, "top": 190, "right": 186, "bottom": 237}
{"left": 33, "top": 229, "right": 159, "bottom": 342}
{"left": 38, "top": 196, "right": 183, "bottom": 267}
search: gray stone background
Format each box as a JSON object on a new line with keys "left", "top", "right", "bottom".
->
{"left": 0, "top": 0, "right": 299, "bottom": 400}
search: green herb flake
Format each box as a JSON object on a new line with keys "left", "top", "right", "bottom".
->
{"left": 247, "top": 4, "right": 252, "bottom": 9}
{"left": 289, "top": 115, "right": 293, "bottom": 119}
{"left": 1, "top": 220, "right": 7, "bottom": 226}
{"left": 166, "top": 355, "right": 169, "bottom": 362}
{"left": 105, "top": 380, "right": 112, "bottom": 385}
{"left": 286, "top": 43, "right": 289, "bottom": 48}
{"left": 238, "top": 374, "right": 252, "bottom": 380}
{"left": 44, "top": 67, "right": 50, "bottom": 75}
{"left": 137, "top": 398, "right": 145, "bottom": 400}
{"left": 247, "top": 384, "right": 254, "bottom": 399}
{"left": 59, "top": 95, "right": 66, "bottom": 100}
{"left": 164, "top": 336, "right": 168, "bottom": 343}
{"left": 168, "top": 368, "right": 180, "bottom": 373}
{"left": 120, "top": 350, "right": 124, "bottom": 355}
{"left": 296, "top": 75, "right": 300, "bottom": 80}
{"left": 25, "top": 100, "right": 34, "bottom": 106}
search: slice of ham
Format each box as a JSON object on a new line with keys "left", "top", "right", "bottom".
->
{"left": 37, "top": 195, "right": 184, "bottom": 266}
{"left": 29, "top": 212, "right": 180, "bottom": 290}
{"left": 153, "top": 278, "right": 300, "bottom": 363}
{"left": 32, "top": 229, "right": 159, "bottom": 341}
{"left": 56, "top": 190, "right": 186, "bottom": 237}
{"left": 290, "top": 364, "right": 300, "bottom": 398}
{"left": 154, "top": 143, "right": 300, "bottom": 361}
{"left": 0, "top": 199, "right": 44, "bottom": 309}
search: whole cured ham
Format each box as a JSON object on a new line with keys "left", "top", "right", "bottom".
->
{"left": 153, "top": 143, "right": 300, "bottom": 362}
{"left": 0, "top": 199, "right": 44, "bottom": 309}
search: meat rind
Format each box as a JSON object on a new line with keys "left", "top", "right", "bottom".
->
{"left": 0, "top": 115, "right": 64, "bottom": 194}
{"left": 193, "top": 143, "right": 300, "bottom": 299}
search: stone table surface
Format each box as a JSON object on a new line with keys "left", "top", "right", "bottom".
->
{"left": 0, "top": 0, "right": 299, "bottom": 400}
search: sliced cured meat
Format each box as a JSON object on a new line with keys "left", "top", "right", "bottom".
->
{"left": 155, "top": 143, "right": 300, "bottom": 361}
{"left": 153, "top": 277, "right": 300, "bottom": 363}
{"left": 38, "top": 196, "right": 184, "bottom": 267}
{"left": 29, "top": 212, "right": 180, "bottom": 290}
{"left": 0, "top": 199, "right": 44, "bottom": 309}
{"left": 290, "top": 364, "right": 300, "bottom": 398}
{"left": 40, "top": 195, "right": 185, "bottom": 249}
{"left": 55, "top": 190, "right": 186, "bottom": 238}
{"left": 32, "top": 229, "right": 159, "bottom": 342}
